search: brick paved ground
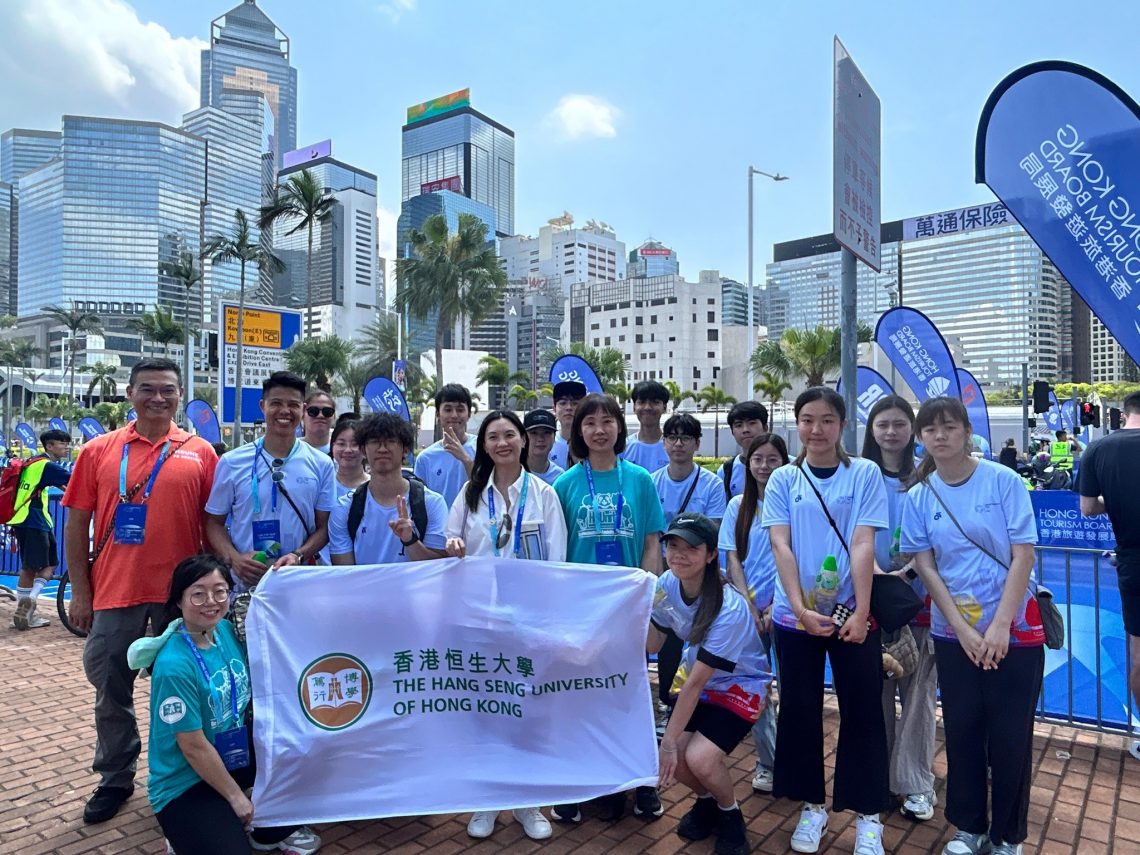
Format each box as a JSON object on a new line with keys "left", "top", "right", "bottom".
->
{"left": 2, "top": 603, "right": 1138, "bottom": 854}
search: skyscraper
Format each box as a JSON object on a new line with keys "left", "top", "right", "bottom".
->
{"left": 1, "top": 129, "right": 62, "bottom": 315}
{"left": 628, "top": 241, "right": 679, "bottom": 279}
{"left": 200, "top": 0, "right": 297, "bottom": 166}
{"left": 401, "top": 89, "right": 514, "bottom": 237}
{"left": 498, "top": 215, "right": 625, "bottom": 297}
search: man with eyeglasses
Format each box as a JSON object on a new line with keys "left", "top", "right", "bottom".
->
{"left": 301, "top": 390, "right": 336, "bottom": 453}
{"left": 549, "top": 379, "right": 586, "bottom": 469}
{"left": 622, "top": 380, "right": 671, "bottom": 472}
{"left": 63, "top": 358, "right": 219, "bottom": 824}
{"left": 205, "top": 372, "right": 335, "bottom": 589}
{"left": 328, "top": 412, "right": 447, "bottom": 564}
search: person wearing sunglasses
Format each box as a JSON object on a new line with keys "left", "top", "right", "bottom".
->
{"left": 443, "top": 409, "right": 567, "bottom": 841}
{"left": 206, "top": 372, "right": 335, "bottom": 588}
{"left": 301, "top": 391, "right": 336, "bottom": 454}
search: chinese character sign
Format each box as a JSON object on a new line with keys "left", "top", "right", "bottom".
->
{"left": 874, "top": 306, "right": 961, "bottom": 402}
{"left": 218, "top": 302, "right": 303, "bottom": 424}
{"left": 1030, "top": 490, "right": 1115, "bottom": 550}
{"left": 977, "top": 61, "right": 1140, "bottom": 366}
{"left": 363, "top": 376, "right": 411, "bottom": 422}
{"left": 902, "top": 202, "right": 1010, "bottom": 241}
{"left": 836, "top": 366, "right": 895, "bottom": 426}
{"left": 833, "top": 37, "right": 881, "bottom": 271}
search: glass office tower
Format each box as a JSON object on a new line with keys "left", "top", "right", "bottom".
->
{"left": 1, "top": 129, "right": 62, "bottom": 315}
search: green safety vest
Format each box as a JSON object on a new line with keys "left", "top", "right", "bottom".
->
{"left": 6, "top": 456, "right": 50, "bottom": 527}
{"left": 1049, "top": 441, "right": 1073, "bottom": 471}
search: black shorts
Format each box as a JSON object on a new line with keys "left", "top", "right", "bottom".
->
{"left": 14, "top": 528, "right": 57, "bottom": 571}
{"left": 682, "top": 702, "right": 753, "bottom": 754}
{"left": 1116, "top": 557, "right": 1140, "bottom": 637}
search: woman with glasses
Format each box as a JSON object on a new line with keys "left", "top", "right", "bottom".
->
{"left": 301, "top": 391, "right": 336, "bottom": 454}
{"left": 132, "top": 555, "right": 320, "bottom": 855}
{"left": 330, "top": 420, "right": 369, "bottom": 501}
{"left": 718, "top": 432, "right": 788, "bottom": 796}
{"left": 443, "top": 410, "right": 566, "bottom": 842}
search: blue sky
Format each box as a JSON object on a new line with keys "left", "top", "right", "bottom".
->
{"left": 5, "top": 0, "right": 1140, "bottom": 284}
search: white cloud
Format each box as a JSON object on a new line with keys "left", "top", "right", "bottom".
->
{"left": 0, "top": 0, "right": 204, "bottom": 127}
{"left": 545, "top": 94, "right": 620, "bottom": 141}
{"left": 376, "top": 0, "right": 418, "bottom": 24}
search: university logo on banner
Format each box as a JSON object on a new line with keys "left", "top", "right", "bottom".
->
{"left": 299, "top": 654, "right": 373, "bottom": 731}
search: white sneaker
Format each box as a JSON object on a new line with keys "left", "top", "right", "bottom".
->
{"left": 751, "top": 766, "right": 774, "bottom": 793}
{"left": 513, "top": 807, "right": 552, "bottom": 840}
{"left": 790, "top": 803, "right": 828, "bottom": 853}
{"left": 992, "top": 844, "right": 1022, "bottom": 855}
{"left": 1129, "top": 739, "right": 1140, "bottom": 762}
{"left": 853, "top": 815, "right": 885, "bottom": 855}
{"left": 164, "top": 839, "right": 175, "bottom": 855}
{"left": 901, "top": 790, "right": 936, "bottom": 821}
{"left": 466, "top": 811, "right": 497, "bottom": 838}
{"left": 942, "top": 830, "right": 993, "bottom": 855}
{"left": 250, "top": 826, "right": 321, "bottom": 854}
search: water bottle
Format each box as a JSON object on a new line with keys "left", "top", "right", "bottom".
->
{"left": 813, "top": 554, "right": 840, "bottom": 617}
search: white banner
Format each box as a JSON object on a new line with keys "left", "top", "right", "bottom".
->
{"left": 246, "top": 558, "right": 658, "bottom": 826}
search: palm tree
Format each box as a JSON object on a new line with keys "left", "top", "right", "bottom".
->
{"left": 506, "top": 384, "right": 538, "bottom": 411}
{"left": 160, "top": 249, "right": 202, "bottom": 397}
{"left": 607, "top": 383, "right": 632, "bottom": 405}
{"left": 540, "top": 341, "right": 630, "bottom": 389}
{"left": 85, "top": 362, "right": 119, "bottom": 405}
{"left": 205, "top": 208, "right": 285, "bottom": 445}
{"left": 259, "top": 169, "right": 335, "bottom": 338}
{"left": 128, "top": 306, "right": 185, "bottom": 357}
{"left": 284, "top": 336, "right": 354, "bottom": 393}
{"left": 395, "top": 213, "right": 508, "bottom": 423}
{"left": 0, "top": 339, "right": 40, "bottom": 440}
{"left": 42, "top": 303, "right": 103, "bottom": 405}
{"left": 695, "top": 384, "right": 737, "bottom": 457}
{"left": 475, "top": 355, "right": 512, "bottom": 408}
{"left": 338, "top": 358, "right": 373, "bottom": 415}
{"left": 26, "top": 393, "right": 81, "bottom": 426}
{"left": 749, "top": 323, "right": 872, "bottom": 388}
{"left": 356, "top": 314, "right": 422, "bottom": 388}
{"left": 754, "top": 370, "right": 792, "bottom": 415}
{"left": 92, "top": 400, "right": 130, "bottom": 431}
{"left": 21, "top": 369, "right": 44, "bottom": 424}
{"left": 664, "top": 380, "right": 685, "bottom": 411}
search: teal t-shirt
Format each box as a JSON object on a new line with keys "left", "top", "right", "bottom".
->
{"left": 147, "top": 620, "right": 251, "bottom": 813}
{"left": 554, "top": 459, "right": 666, "bottom": 568}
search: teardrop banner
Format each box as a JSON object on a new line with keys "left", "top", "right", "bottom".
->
{"left": 363, "top": 376, "right": 411, "bottom": 422}
{"left": 873, "top": 306, "right": 961, "bottom": 402}
{"left": 15, "top": 422, "right": 37, "bottom": 450}
{"left": 77, "top": 417, "right": 106, "bottom": 440}
{"left": 48, "top": 417, "right": 68, "bottom": 433}
{"left": 956, "top": 368, "right": 992, "bottom": 459}
{"left": 548, "top": 355, "right": 603, "bottom": 395}
{"left": 835, "top": 365, "right": 895, "bottom": 426}
{"left": 186, "top": 399, "right": 221, "bottom": 444}
{"left": 976, "top": 61, "right": 1140, "bottom": 364}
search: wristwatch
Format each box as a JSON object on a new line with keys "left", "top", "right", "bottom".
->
{"left": 291, "top": 550, "right": 306, "bottom": 563}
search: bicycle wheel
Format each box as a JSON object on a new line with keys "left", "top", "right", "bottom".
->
{"left": 57, "top": 572, "right": 87, "bottom": 638}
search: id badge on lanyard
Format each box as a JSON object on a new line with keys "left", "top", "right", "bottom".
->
{"left": 585, "top": 460, "right": 625, "bottom": 566}
{"left": 114, "top": 440, "right": 171, "bottom": 545}
{"left": 251, "top": 519, "right": 283, "bottom": 559}
{"left": 180, "top": 629, "right": 249, "bottom": 770}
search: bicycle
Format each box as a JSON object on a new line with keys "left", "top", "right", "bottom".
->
{"left": 56, "top": 571, "right": 88, "bottom": 638}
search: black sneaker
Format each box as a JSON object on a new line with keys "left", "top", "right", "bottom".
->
{"left": 550, "top": 803, "right": 581, "bottom": 824}
{"left": 83, "top": 785, "right": 134, "bottom": 824}
{"left": 714, "top": 807, "right": 749, "bottom": 855}
{"left": 676, "top": 796, "right": 721, "bottom": 841}
{"left": 633, "top": 786, "right": 663, "bottom": 820}
{"left": 596, "top": 791, "right": 627, "bottom": 822}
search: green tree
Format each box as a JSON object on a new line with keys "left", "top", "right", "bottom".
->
{"left": 85, "top": 362, "right": 119, "bottom": 405}
{"left": 92, "top": 400, "right": 131, "bottom": 431}
{"left": 475, "top": 354, "right": 512, "bottom": 408}
{"left": 663, "top": 380, "right": 686, "bottom": 411}
{"left": 506, "top": 384, "right": 538, "bottom": 410}
{"left": 42, "top": 303, "right": 103, "bottom": 407}
{"left": 749, "top": 323, "right": 872, "bottom": 387}
{"left": 259, "top": 169, "right": 335, "bottom": 338}
{"left": 754, "top": 370, "right": 792, "bottom": 414}
{"left": 356, "top": 314, "right": 422, "bottom": 388}
{"left": 20, "top": 369, "right": 44, "bottom": 424}
{"left": 337, "top": 358, "right": 374, "bottom": 415}
{"left": 205, "top": 208, "right": 285, "bottom": 444}
{"left": 395, "top": 213, "right": 507, "bottom": 430}
{"left": 159, "top": 249, "right": 203, "bottom": 400}
{"left": 539, "top": 341, "right": 630, "bottom": 389}
{"left": 0, "top": 339, "right": 40, "bottom": 440}
{"left": 26, "top": 394, "right": 81, "bottom": 426}
{"left": 284, "top": 335, "right": 354, "bottom": 393}
{"left": 128, "top": 306, "right": 185, "bottom": 357}
{"left": 695, "top": 384, "right": 737, "bottom": 457}
{"left": 193, "top": 386, "right": 218, "bottom": 408}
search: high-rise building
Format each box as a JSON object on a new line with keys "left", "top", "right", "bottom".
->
{"left": 507, "top": 283, "right": 564, "bottom": 385}
{"left": 17, "top": 116, "right": 206, "bottom": 370}
{"left": 1, "top": 129, "right": 62, "bottom": 315}
{"left": 0, "top": 184, "right": 12, "bottom": 317}
{"left": 201, "top": 0, "right": 297, "bottom": 166}
{"left": 499, "top": 214, "right": 625, "bottom": 297}
{"left": 272, "top": 148, "right": 381, "bottom": 339}
{"left": 401, "top": 89, "right": 514, "bottom": 237}
{"left": 628, "top": 240, "right": 679, "bottom": 279}
{"left": 720, "top": 277, "right": 764, "bottom": 327}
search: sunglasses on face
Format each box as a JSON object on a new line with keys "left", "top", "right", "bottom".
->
{"left": 306, "top": 406, "right": 335, "bottom": 418}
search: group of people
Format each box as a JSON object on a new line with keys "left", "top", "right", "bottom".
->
{"left": 14, "top": 356, "right": 1113, "bottom": 855}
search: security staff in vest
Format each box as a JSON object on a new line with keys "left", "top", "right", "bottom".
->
{"left": 1050, "top": 430, "right": 1076, "bottom": 471}
{"left": 7, "top": 429, "right": 72, "bottom": 629}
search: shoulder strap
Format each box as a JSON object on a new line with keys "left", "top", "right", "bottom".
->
{"left": 275, "top": 480, "right": 313, "bottom": 539}
{"left": 722, "top": 457, "right": 733, "bottom": 500}
{"left": 796, "top": 463, "right": 850, "bottom": 556}
{"left": 347, "top": 486, "right": 369, "bottom": 542}
{"left": 407, "top": 478, "right": 428, "bottom": 540}
{"left": 676, "top": 467, "right": 702, "bottom": 516}
{"left": 925, "top": 481, "right": 1010, "bottom": 571}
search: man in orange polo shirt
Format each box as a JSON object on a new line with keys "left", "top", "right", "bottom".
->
{"left": 64, "top": 358, "right": 218, "bottom": 824}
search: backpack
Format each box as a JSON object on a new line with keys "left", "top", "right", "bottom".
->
{"left": 722, "top": 456, "right": 736, "bottom": 501}
{"left": 347, "top": 475, "right": 429, "bottom": 547}
{"left": 0, "top": 455, "right": 47, "bottom": 525}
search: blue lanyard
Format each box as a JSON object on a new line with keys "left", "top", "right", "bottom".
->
{"left": 119, "top": 440, "right": 172, "bottom": 503}
{"left": 584, "top": 460, "right": 624, "bottom": 537}
{"left": 488, "top": 473, "right": 530, "bottom": 557}
{"left": 251, "top": 440, "right": 300, "bottom": 515}
{"left": 179, "top": 627, "right": 239, "bottom": 722}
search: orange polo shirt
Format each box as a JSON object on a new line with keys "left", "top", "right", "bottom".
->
{"left": 63, "top": 422, "right": 218, "bottom": 611}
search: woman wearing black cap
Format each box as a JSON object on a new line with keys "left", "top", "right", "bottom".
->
{"left": 650, "top": 511, "right": 773, "bottom": 855}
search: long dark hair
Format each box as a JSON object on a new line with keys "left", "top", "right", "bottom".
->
{"left": 908, "top": 397, "right": 972, "bottom": 489}
{"left": 861, "top": 395, "right": 916, "bottom": 479}
{"left": 164, "top": 554, "right": 232, "bottom": 626}
{"left": 464, "top": 410, "right": 529, "bottom": 512}
{"left": 735, "top": 433, "right": 789, "bottom": 561}
{"left": 688, "top": 546, "right": 725, "bottom": 646}
{"left": 792, "top": 386, "right": 851, "bottom": 466}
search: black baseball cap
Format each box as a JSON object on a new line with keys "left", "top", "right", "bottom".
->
{"left": 524, "top": 410, "right": 557, "bottom": 432}
{"left": 552, "top": 380, "right": 587, "bottom": 401}
{"left": 660, "top": 512, "right": 719, "bottom": 549}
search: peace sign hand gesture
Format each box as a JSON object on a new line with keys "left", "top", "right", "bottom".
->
{"left": 388, "top": 494, "right": 416, "bottom": 544}
{"left": 442, "top": 426, "right": 471, "bottom": 465}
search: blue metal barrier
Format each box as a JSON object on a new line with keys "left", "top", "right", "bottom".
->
{"left": 0, "top": 494, "right": 68, "bottom": 579}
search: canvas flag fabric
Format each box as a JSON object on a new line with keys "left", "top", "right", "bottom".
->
{"left": 956, "top": 368, "right": 992, "bottom": 458}
{"left": 186, "top": 399, "right": 221, "bottom": 444}
{"left": 1044, "top": 391, "right": 1065, "bottom": 432}
{"left": 15, "top": 423, "right": 37, "bottom": 449}
{"left": 362, "top": 376, "right": 411, "bottom": 421}
{"left": 874, "top": 306, "right": 960, "bottom": 402}
{"left": 246, "top": 558, "right": 658, "bottom": 826}
{"left": 77, "top": 417, "right": 106, "bottom": 439}
{"left": 48, "top": 417, "right": 67, "bottom": 433}
{"left": 836, "top": 365, "right": 895, "bottom": 425}
{"left": 549, "top": 355, "right": 603, "bottom": 394}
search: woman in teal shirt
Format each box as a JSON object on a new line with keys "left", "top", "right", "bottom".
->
{"left": 131, "top": 555, "right": 320, "bottom": 855}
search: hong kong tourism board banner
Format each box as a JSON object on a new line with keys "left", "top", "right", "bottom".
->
{"left": 977, "top": 61, "right": 1140, "bottom": 365}
{"left": 245, "top": 558, "right": 658, "bottom": 826}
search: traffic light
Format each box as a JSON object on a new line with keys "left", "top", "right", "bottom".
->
{"left": 1080, "top": 402, "right": 1094, "bottom": 426}
{"left": 1032, "top": 381, "right": 1051, "bottom": 413}
{"left": 1110, "top": 407, "right": 1122, "bottom": 430}
{"left": 1092, "top": 404, "right": 1101, "bottom": 428}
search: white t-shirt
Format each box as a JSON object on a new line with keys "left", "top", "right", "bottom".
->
{"left": 761, "top": 458, "right": 888, "bottom": 630}
{"left": 651, "top": 464, "right": 727, "bottom": 528}
{"left": 716, "top": 455, "right": 746, "bottom": 499}
{"left": 719, "top": 495, "right": 776, "bottom": 611}
{"left": 549, "top": 434, "right": 572, "bottom": 470}
{"left": 444, "top": 472, "right": 567, "bottom": 561}
{"left": 327, "top": 483, "right": 448, "bottom": 564}
{"left": 900, "top": 459, "right": 1043, "bottom": 646}
{"left": 413, "top": 435, "right": 477, "bottom": 507}
{"left": 623, "top": 438, "right": 669, "bottom": 473}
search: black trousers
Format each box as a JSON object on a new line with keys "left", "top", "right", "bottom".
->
{"left": 658, "top": 628, "right": 684, "bottom": 705}
{"left": 935, "top": 640, "right": 1043, "bottom": 845}
{"left": 772, "top": 626, "right": 890, "bottom": 814}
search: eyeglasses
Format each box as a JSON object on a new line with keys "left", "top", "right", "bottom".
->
{"left": 495, "top": 514, "right": 512, "bottom": 549}
{"left": 306, "top": 406, "right": 335, "bottom": 418}
{"left": 664, "top": 434, "right": 697, "bottom": 445}
{"left": 188, "top": 588, "right": 231, "bottom": 606}
{"left": 750, "top": 455, "right": 785, "bottom": 469}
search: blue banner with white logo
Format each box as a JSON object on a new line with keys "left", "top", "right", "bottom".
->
{"left": 977, "top": 61, "right": 1140, "bottom": 365}
{"left": 956, "top": 368, "right": 992, "bottom": 458}
{"left": 15, "top": 422, "right": 37, "bottom": 450}
{"left": 1030, "top": 490, "right": 1115, "bottom": 550}
{"left": 835, "top": 366, "right": 895, "bottom": 425}
{"left": 186, "top": 400, "right": 221, "bottom": 444}
{"left": 77, "top": 417, "right": 105, "bottom": 440}
{"left": 363, "top": 376, "right": 411, "bottom": 422}
{"left": 127, "top": 408, "right": 137, "bottom": 422}
{"left": 548, "top": 355, "right": 603, "bottom": 395}
{"left": 1042, "top": 391, "right": 1065, "bottom": 432}
{"left": 48, "top": 417, "right": 67, "bottom": 433}
{"left": 874, "top": 306, "right": 961, "bottom": 402}
{"left": 1060, "top": 399, "right": 1077, "bottom": 432}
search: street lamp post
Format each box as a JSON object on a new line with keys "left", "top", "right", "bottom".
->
{"left": 747, "top": 167, "right": 789, "bottom": 397}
